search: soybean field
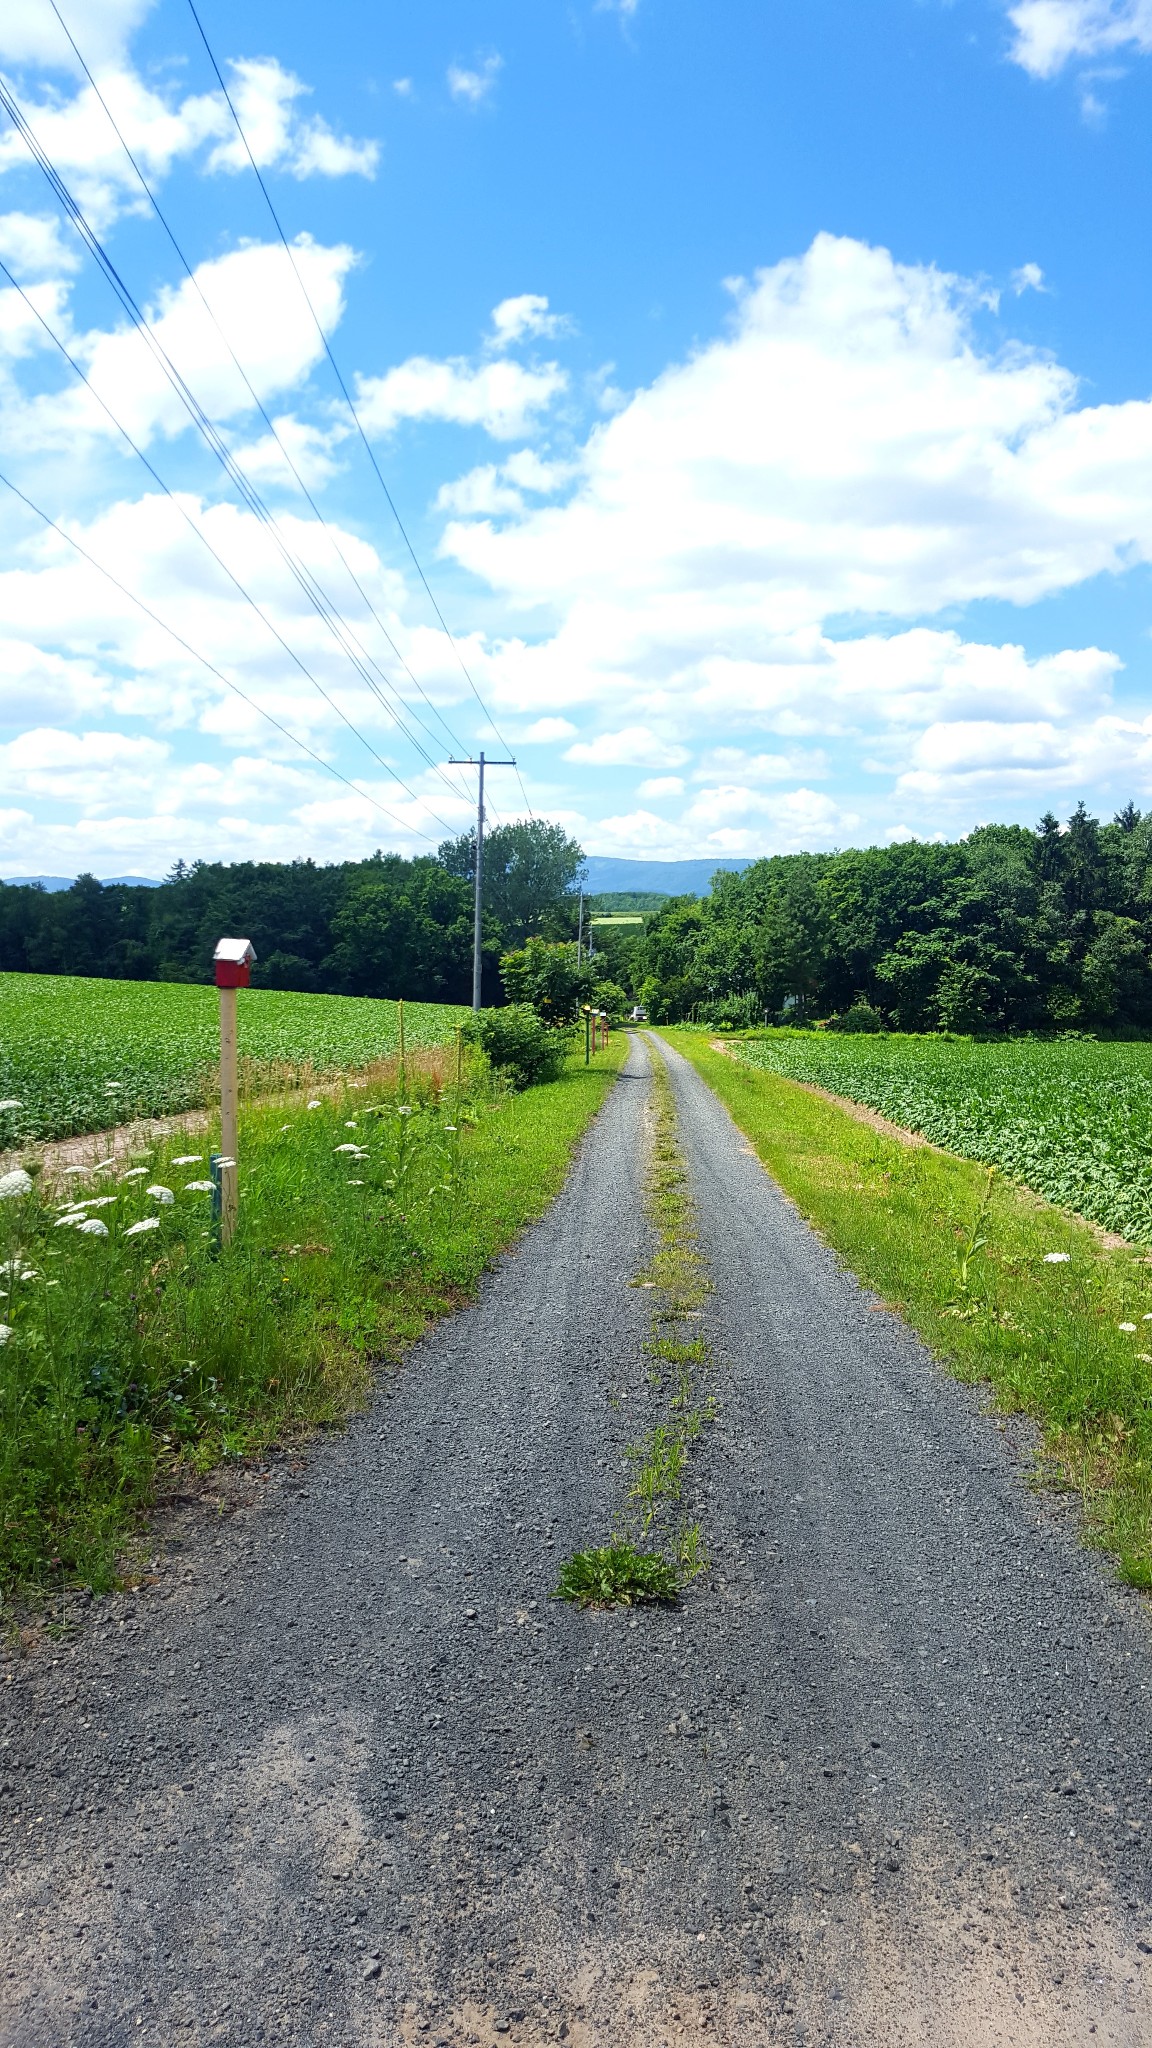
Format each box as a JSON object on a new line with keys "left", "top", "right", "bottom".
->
{"left": 726, "top": 1030, "right": 1152, "bottom": 1244}
{"left": 0, "top": 973, "right": 467, "bottom": 1145}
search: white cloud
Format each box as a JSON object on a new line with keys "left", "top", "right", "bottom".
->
{"left": 3, "top": 237, "right": 355, "bottom": 455}
{"left": 0, "top": 55, "right": 376, "bottom": 232}
{"left": 205, "top": 58, "right": 379, "bottom": 180}
{"left": 1006, "top": 0, "right": 1152, "bottom": 76}
{"left": 564, "top": 726, "right": 691, "bottom": 769}
{"left": 517, "top": 716, "right": 578, "bottom": 742}
{"left": 0, "top": 0, "right": 154, "bottom": 69}
{"left": 447, "top": 55, "right": 503, "bottom": 105}
{"left": 357, "top": 354, "right": 565, "bottom": 442}
{"left": 0, "top": 726, "right": 169, "bottom": 808}
{"left": 393, "top": 78, "right": 413, "bottom": 98}
{"left": 0, "top": 212, "right": 79, "bottom": 279}
{"left": 637, "top": 775, "right": 685, "bottom": 798}
{"left": 1011, "top": 261, "right": 1048, "bottom": 294}
{"left": 489, "top": 294, "right": 564, "bottom": 348}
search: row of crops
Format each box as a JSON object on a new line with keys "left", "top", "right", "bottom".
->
{"left": 0, "top": 974, "right": 467, "bottom": 1145}
{"left": 728, "top": 1031, "right": 1152, "bottom": 1245}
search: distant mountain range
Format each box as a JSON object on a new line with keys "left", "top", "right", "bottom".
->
{"left": 579, "top": 856, "right": 746, "bottom": 896}
{"left": 4, "top": 856, "right": 748, "bottom": 898}
{"left": 2, "top": 875, "right": 162, "bottom": 891}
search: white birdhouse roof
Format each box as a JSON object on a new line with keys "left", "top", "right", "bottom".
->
{"left": 214, "top": 937, "right": 257, "bottom": 965}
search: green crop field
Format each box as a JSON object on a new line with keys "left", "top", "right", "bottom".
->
{"left": 0, "top": 974, "right": 467, "bottom": 1146}
{"left": 725, "top": 1031, "right": 1152, "bottom": 1245}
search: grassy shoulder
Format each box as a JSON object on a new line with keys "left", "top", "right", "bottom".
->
{"left": 1, "top": 1036, "right": 626, "bottom": 1605}
{"left": 665, "top": 1029, "right": 1152, "bottom": 1586}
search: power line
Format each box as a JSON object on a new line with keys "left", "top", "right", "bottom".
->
{"left": 0, "top": 249, "right": 462, "bottom": 840}
{"left": 0, "top": 465, "right": 439, "bottom": 842}
{"left": 184, "top": 0, "right": 536, "bottom": 824}
{"left": 46, "top": 0, "right": 475, "bottom": 793}
{"left": 0, "top": 68, "right": 466, "bottom": 829}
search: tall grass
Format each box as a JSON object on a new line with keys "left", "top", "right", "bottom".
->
{"left": 0, "top": 1038, "right": 626, "bottom": 1603}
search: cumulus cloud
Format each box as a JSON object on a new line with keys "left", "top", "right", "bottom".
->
{"left": 0, "top": 212, "right": 80, "bottom": 279}
{"left": 0, "top": 0, "right": 154, "bottom": 70}
{"left": 2, "top": 237, "right": 355, "bottom": 455}
{"left": 0, "top": 52, "right": 377, "bottom": 231}
{"left": 357, "top": 353, "right": 565, "bottom": 442}
{"left": 447, "top": 55, "right": 503, "bottom": 105}
{"left": 1006, "top": 0, "right": 1152, "bottom": 76}
{"left": 489, "top": 295, "right": 565, "bottom": 348}
{"left": 564, "top": 726, "right": 691, "bottom": 769}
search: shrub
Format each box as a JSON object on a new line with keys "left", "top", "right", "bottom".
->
{"left": 499, "top": 938, "right": 593, "bottom": 1025}
{"left": 466, "top": 1005, "right": 571, "bottom": 1089}
{"left": 829, "top": 1001, "right": 886, "bottom": 1034}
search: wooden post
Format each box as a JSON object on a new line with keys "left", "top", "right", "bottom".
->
{"left": 397, "top": 997, "right": 407, "bottom": 1096}
{"left": 584, "top": 1007, "right": 591, "bottom": 1065}
{"left": 219, "top": 983, "right": 239, "bottom": 1245}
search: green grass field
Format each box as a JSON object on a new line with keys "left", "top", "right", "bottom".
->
{"left": 0, "top": 974, "right": 467, "bottom": 1145}
{"left": 723, "top": 1030, "right": 1152, "bottom": 1244}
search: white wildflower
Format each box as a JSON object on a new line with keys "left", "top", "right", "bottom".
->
{"left": 398, "top": 1105, "right": 413, "bottom": 1116}
{"left": 184, "top": 1181, "right": 216, "bottom": 1193}
{"left": 147, "top": 1186, "right": 175, "bottom": 1205}
{"left": 124, "top": 1217, "right": 160, "bottom": 1237}
{"left": 55, "top": 1213, "right": 81, "bottom": 1228}
{"left": 75, "top": 1218, "right": 109, "bottom": 1237}
{"left": 0, "top": 1169, "right": 33, "bottom": 1199}
{"left": 0, "top": 1325, "right": 11, "bottom": 1344}
{"left": 119, "top": 1167, "right": 148, "bottom": 1180}
{"left": 171, "top": 1155, "right": 202, "bottom": 1166}
{"left": 215, "top": 1157, "right": 236, "bottom": 1170}
{"left": 0, "top": 1098, "right": 22, "bottom": 1111}
{"left": 307, "top": 1100, "right": 321, "bottom": 1110}
{"left": 344, "top": 1120, "right": 358, "bottom": 1128}
{"left": 1043, "top": 1252, "right": 1070, "bottom": 1264}
{"left": 62, "top": 1165, "right": 89, "bottom": 1176}
{"left": 347, "top": 1178, "right": 365, "bottom": 1185}
{"left": 1143, "top": 1313, "right": 1152, "bottom": 1322}
{"left": 103, "top": 1082, "right": 122, "bottom": 1091}
{"left": 19, "top": 1269, "right": 38, "bottom": 1281}
{"left": 91, "top": 1159, "right": 116, "bottom": 1172}
{"left": 1119, "top": 1322, "right": 1138, "bottom": 1333}
{"left": 334, "top": 1143, "right": 362, "bottom": 1154}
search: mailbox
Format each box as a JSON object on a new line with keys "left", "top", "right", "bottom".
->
{"left": 213, "top": 937, "right": 256, "bottom": 989}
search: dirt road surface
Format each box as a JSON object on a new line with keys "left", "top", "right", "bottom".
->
{"left": 2, "top": 1032, "right": 1151, "bottom": 2045}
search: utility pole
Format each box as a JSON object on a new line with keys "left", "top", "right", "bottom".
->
{"left": 449, "top": 751, "right": 516, "bottom": 1011}
{"left": 576, "top": 888, "right": 584, "bottom": 965}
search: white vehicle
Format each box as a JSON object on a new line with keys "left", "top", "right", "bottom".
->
{"left": 629, "top": 1005, "right": 649, "bottom": 1022}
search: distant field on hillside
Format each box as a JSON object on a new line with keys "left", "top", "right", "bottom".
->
{"left": 0, "top": 975, "right": 466, "bottom": 1144}
{"left": 726, "top": 1030, "right": 1152, "bottom": 1244}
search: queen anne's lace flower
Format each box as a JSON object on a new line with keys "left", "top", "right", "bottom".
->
{"left": 0, "top": 1325, "right": 12, "bottom": 1344}
{"left": 172, "top": 1155, "right": 202, "bottom": 1166}
{"left": 184, "top": 1181, "right": 217, "bottom": 1193}
{"left": 124, "top": 1217, "right": 160, "bottom": 1237}
{"left": 0, "top": 1169, "right": 33, "bottom": 1199}
{"left": 75, "top": 1218, "right": 109, "bottom": 1237}
{"left": 1043, "top": 1252, "right": 1070, "bottom": 1263}
{"left": 147, "top": 1186, "right": 175, "bottom": 1205}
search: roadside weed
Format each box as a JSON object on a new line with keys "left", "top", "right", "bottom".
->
{"left": 553, "top": 1543, "right": 679, "bottom": 1608}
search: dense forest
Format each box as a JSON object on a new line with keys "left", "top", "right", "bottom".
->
{"left": 5, "top": 803, "right": 1152, "bottom": 1034}
{"left": 0, "top": 823, "right": 584, "bottom": 1006}
{"left": 629, "top": 804, "right": 1152, "bottom": 1033}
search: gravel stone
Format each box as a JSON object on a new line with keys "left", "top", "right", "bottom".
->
{"left": 1, "top": 1034, "right": 1151, "bottom": 2045}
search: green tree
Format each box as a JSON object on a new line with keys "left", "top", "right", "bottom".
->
{"left": 439, "top": 819, "right": 585, "bottom": 946}
{"left": 499, "top": 938, "right": 594, "bottom": 1024}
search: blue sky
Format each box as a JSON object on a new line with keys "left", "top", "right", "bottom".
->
{"left": 3, "top": 0, "right": 1152, "bottom": 874}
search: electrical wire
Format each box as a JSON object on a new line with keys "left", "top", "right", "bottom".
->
{"left": 0, "top": 250, "right": 463, "bottom": 840}
{"left": 46, "top": 0, "right": 476, "bottom": 791}
{"left": 184, "top": 0, "right": 536, "bottom": 824}
{"left": 0, "top": 69, "right": 467, "bottom": 830}
{"left": 0, "top": 465, "right": 439, "bottom": 841}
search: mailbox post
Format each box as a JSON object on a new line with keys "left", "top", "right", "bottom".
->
{"left": 213, "top": 938, "right": 256, "bottom": 1244}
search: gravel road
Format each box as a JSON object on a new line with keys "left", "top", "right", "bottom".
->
{"left": 2, "top": 1031, "right": 1152, "bottom": 2047}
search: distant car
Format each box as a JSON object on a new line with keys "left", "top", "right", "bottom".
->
{"left": 629, "top": 1005, "right": 648, "bottom": 1022}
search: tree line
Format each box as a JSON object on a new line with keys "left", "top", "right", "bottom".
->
{"left": 626, "top": 804, "right": 1152, "bottom": 1033}
{"left": 0, "top": 823, "right": 586, "bottom": 1005}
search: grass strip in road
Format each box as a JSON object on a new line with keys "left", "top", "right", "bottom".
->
{"left": 556, "top": 1040, "right": 714, "bottom": 1608}
{"left": 666, "top": 1029, "right": 1152, "bottom": 1587}
{"left": 0, "top": 1038, "right": 627, "bottom": 1606}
